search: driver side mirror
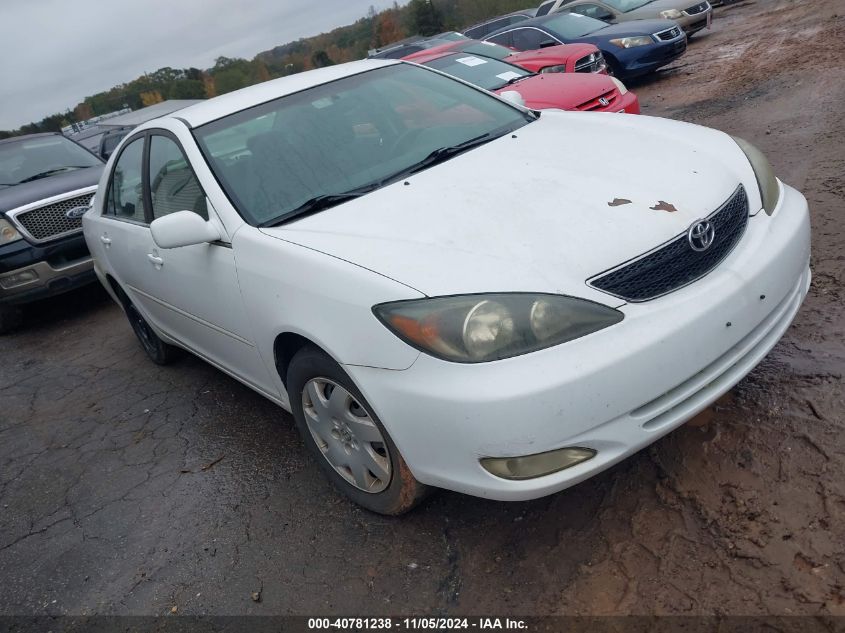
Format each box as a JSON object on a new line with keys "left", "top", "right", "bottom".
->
{"left": 539, "top": 39, "right": 557, "bottom": 48}
{"left": 150, "top": 210, "right": 222, "bottom": 249}
{"left": 595, "top": 10, "right": 615, "bottom": 21}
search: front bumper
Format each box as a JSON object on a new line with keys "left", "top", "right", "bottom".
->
{"left": 678, "top": 8, "right": 713, "bottom": 33}
{"left": 346, "top": 183, "right": 811, "bottom": 501}
{"left": 0, "top": 232, "right": 94, "bottom": 305}
{"left": 614, "top": 37, "right": 687, "bottom": 78}
{"left": 616, "top": 91, "right": 640, "bottom": 114}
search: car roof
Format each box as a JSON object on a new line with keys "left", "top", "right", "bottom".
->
{"left": 0, "top": 132, "right": 59, "bottom": 146}
{"left": 172, "top": 59, "right": 397, "bottom": 128}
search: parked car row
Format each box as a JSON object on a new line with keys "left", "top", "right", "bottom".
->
{"left": 368, "top": 1, "right": 708, "bottom": 123}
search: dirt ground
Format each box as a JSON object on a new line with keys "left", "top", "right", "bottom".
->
{"left": 1, "top": 0, "right": 843, "bottom": 617}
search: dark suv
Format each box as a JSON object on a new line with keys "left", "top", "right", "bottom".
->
{"left": 0, "top": 133, "right": 104, "bottom": 332}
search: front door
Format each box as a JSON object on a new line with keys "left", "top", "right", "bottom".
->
{"left": 96, "top": 131, "right": 275, "bottom": 397}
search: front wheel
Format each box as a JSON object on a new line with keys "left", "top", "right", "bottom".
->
{"left": 287, "top": 346, "right": 429, "bottom": 515}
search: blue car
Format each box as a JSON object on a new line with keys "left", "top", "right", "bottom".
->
{"left": 483, "top": 12, "right": 686, "bottom": 80}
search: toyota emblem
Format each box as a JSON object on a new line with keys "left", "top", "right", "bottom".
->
{"left": 687, "top": 219, "right": 715, "bottom": 252}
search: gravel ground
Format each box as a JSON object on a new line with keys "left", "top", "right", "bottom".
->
{"left": 1, "top": 0, "right": 843, "bottom": 617}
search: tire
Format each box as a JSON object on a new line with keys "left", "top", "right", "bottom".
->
{"left": 287, "top": 346, "right": 430, "bottom": 515}
{"left": 0, "top": 304, "right": 23, "bottom": 335}
{"left": 125, "top": 302, "right": 180, "bottom": 365}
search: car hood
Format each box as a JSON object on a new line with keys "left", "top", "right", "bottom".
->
{"left": 0, "top": 166, "right": 103, "bottom": 215}
{"left": 506, "top": 43, "right": 597, "bottom": 70}
{"left": 260, "top": 111, "right": 759, "bottom": 302}
{"left": 589, "top": 18, "right": 679, "bottom": 37}
{"left": 625, "top": 0, "right": 696, "bottom": 18}
{"left": 495, "top": 73, "right": 616, "bottom": 110}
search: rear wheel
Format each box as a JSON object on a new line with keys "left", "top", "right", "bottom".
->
{"left": 287, "top": 346, "right": 429, "bottom": 515}
{"left": 125, "top": 302, "right": 180, "bottom": 365}
{"left": 0, "top": 304, "right": 23, "bottom": 335}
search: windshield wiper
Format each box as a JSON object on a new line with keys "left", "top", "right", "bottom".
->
{"left": 378, "top": 133, "right": 495, "bottom": 184}
{"left": 260, "top": 133, "right": 497, "bottom": 227}
{"left": 18, "top": 166, "right": 91, "bottom": 183}
{"left": 259, "top": 184, "right": 381, "bottom": 227}
{"left": 501, "top": 74, "right": 533, "bottom": 87}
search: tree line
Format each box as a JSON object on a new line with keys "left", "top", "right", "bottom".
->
{"left": 1, "top": 0, "right": 534, "bottom": 140}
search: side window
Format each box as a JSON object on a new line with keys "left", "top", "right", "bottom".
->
{"left": 486, "top": 31, "right": 513, "bottom": 47}
{"left": 106, "top": 137, "right": 146, "bottom": 222}
{"left": 511, "top": 28, "right": 550, "bottom": 51}
{"left": 148, "top": 135, "right": 208, "bottom": 221}
{"left": 536, "top": 1, "right": 556, "bottom": 17}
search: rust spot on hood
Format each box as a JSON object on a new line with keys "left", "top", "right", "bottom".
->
{"left": 650, "top": 201, "right": 678, "bottom": 212}
{"left": 607, "top": 198, "right": 632, "bottom": 207}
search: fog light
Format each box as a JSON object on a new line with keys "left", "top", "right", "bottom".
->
{"left": 480, "top": 447, "right": 596, "bottom": 480}
{"left": 0, "top": 269, "right": 39, "bottom": 289}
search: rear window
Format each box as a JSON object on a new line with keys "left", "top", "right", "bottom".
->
{"left": 459, "top": 41, "right": 513, "bottom": 60}
{"left": 424, "top": 54, "right": 530, "bottom": 91}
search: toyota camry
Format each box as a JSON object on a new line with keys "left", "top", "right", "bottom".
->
{"left": 83, "top": 60, "right": 811, "bottom": 514}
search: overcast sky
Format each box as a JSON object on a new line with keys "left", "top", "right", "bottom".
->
{"left": 0, "top": 0, "right": 402, "bottom": 130}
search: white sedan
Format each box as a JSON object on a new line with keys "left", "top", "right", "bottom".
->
{"left": 83, "top": 59, "right": 811, "bottom": 514}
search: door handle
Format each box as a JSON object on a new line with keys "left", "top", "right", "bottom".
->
{"left": 147, "top": 253, "right": 164, "bottom": 267}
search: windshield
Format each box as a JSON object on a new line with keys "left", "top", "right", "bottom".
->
{"left": 194, "top": 64, "right": 532, "bottom": 226}
{"left": 424, "top": 54, "right": 530, "bottom": 91}
{"left": 0, "top": 135, "right": 101, "bottom": 187}
{"left": 603, "top": 0, "right": 655, "bottom": 11}
{"left": 541, "top": 13, "right": 609, "bottom": 38}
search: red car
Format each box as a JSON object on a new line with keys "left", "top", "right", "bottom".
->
{"left": 408, "top": 50, "right": 639, "bottom": 114}
{"left": 404, "top": 39, "right": 608, "bottom": 74}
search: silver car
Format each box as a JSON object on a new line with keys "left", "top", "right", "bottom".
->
{"left": 538, "top": 0, "right": 713, "bottom": 35}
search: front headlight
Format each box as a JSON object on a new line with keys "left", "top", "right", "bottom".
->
{"left": 609, "top": 36, "right": 653, "bottom": 48}
{"left": 660, "top": 9, "right": 684, "bottom": 18}
{"left": 731, "top": 136, "right": 780, "bottom": 215}
{"left": 374, "top": 293, "right": 623, "bottom": 363}
{"left": 610, "top": 76, "right": 628, "bottom": 95}
{"left": 539, "top": 64, "right": 568, "bottom": 73}
{"left": 0, "top": 218, "right": 22, "bottom": 245}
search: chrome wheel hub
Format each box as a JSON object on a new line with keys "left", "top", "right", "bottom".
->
{"left": 301, "top": 378, "right": 391, "bottom": 493}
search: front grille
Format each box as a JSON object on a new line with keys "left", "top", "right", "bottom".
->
{"left": 577, "top": 89, "right": 619, "bottom": 111}
{"left": 655, "top": 26, "right": 683, "bottom": 41}
{"left": 574, "top": 51, "right": 605, "bottom": 73}
{"left": 684, "top": 1, "right": 709, "bottom": 15}
{"left": 14, "top": 193, "right": 94, "bottom": 242}
{"left": 589, "top": 186, "right": 748, "bottom": 302}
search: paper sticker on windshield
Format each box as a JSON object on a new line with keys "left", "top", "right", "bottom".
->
{"left": 496, "top": 71, "right": 522, "bottom": 81}
{"left": 456, "top": 56, "right": 487, "bottom": 67}
{"left": 311, "top": 97, "right": 333, "bottom": 109}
